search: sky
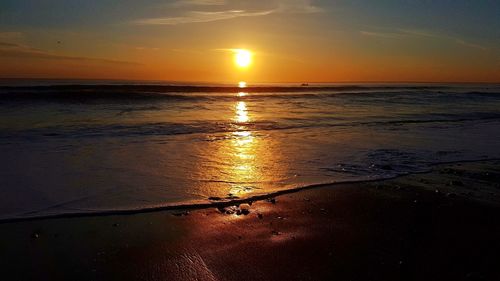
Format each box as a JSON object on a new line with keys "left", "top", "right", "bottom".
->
{"left": 0, "top": 0, "right": 499, "bottom": 83}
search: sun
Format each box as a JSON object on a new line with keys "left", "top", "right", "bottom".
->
{"left": 234, "top": 49, "right": 252, "bottom": 68}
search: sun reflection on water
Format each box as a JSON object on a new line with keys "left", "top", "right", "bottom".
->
{"left": 228, "top": 99, "right": 256, "bottom": 195}
{"left": 235, "top": 101, "right": 249, "bottom": 123}
{"left": 193, "top": 91, "right": 289, "bottom": 199}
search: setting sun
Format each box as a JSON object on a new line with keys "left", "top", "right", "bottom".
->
{"left": 234, "top": 49, "right": 252, "bottom": 68}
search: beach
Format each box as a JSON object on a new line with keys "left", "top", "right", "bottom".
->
{"left": 2, "top": 1, "right": 500, "bottom": 280}
{"left": 1, "top": 159, "right": 499, "bottom": 281}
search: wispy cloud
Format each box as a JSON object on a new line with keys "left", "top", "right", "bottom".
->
{"left": 0, "top": 41, "right": 140, "bottom": 65}
{"left": 171, "top": 0, "right": 226, "bottom": 7}
{"left": 0, "top": 32, "right": 23, "bottom": 41}
{"left": 133, "top": 0, "right": 322, "bottom": 25}
{"left": 133, "top": 9, "right": 274, "bottom": 25}
{"left": 359, "top": 31, "right": 404, "bottom": 39}
{"left": 277, "top": 0, "right": 323, "bottom": 14}
{"left": 360, "top": 28, "right": 488, "bottom": 51}
{"left": 0, "top": 41, "right": 24, "bottom": 48}
{"left": 134, "top": 46, "right": 160, "bottom": 51}
{"left": 453, "top": 39, "right": 487, "bottom": 51}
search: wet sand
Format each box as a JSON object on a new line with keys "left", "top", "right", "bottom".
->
{"left": 1, "top": 160, "right": 500, "bottom": 281}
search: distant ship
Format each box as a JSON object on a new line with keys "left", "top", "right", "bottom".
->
{"left": 301, "top": 83, "right": 309, "bottom": 86}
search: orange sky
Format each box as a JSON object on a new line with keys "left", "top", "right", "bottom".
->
{"left": 1, "top": 1, "right": 499, "bottom": 83}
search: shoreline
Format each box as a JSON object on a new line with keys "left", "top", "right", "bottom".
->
{"left": 2, "top": 157, "right": 499, "bottom": 224}
{"left": 1, "top": 159, "right": 500, "bottom": 280}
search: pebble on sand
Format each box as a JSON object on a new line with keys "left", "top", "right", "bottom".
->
{"left": 267, "top": 198, "right": 276, "bottom": 204}
{"left": 172, "top": 211, "right": 190, "bottom": 216}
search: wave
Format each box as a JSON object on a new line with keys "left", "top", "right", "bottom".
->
{"left": 1, "top": 84, "right": 499, "bottom": 104}
{"left": 0, "top": 84, "right": 454, "bottom": 100}
{"left": 0, "top": 176, "right": 392, "bottom": 223}
{"left": 0, "top": 157, "right": 498, "bottom": 223}
{"left": 2, "top": 112, "right": 500, "bottom": 142}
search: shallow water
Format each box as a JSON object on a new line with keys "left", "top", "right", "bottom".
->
{"left": 1, "top": 82, "right": 500, "bottom": 220}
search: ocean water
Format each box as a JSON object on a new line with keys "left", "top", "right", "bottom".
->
{"left": 1, "top": 81, "right": 500, "bottom": 220}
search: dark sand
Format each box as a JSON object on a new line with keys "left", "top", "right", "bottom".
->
{"left": 1, "top": 160, "right": 500, "bottom": 281}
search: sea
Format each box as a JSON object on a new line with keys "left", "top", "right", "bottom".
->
{"left": 1, "top": 79, "right": 500, "bottom": 220}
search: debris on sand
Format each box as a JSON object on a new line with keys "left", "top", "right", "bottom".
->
{"left": 225, "top": 193, "right": 239, "bottom": 200}
{"left": 172, "top": 211, "right": 190, "bottom": 217}
{"left": 239, "top": 204, "right": 250, "bottom": 215}
{"left": 217, "top": 205, "right": 251, "bottom": 216}
{"left": 236, "top": 208, "right": 250, "bottom": 216}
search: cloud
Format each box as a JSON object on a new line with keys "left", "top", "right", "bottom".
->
{"left": 0, "top": 41, "right": 24, "bottom": 48}
{"left": 454, "top": 39, "right": 487, "bottom": 51}
{"left": 133, "top": 9, "right": 274, "bottom": 25}
{"left": 359, "top": 31, "right": 404, "bottom": 39}
{"left": 0, "top": 41, "right": 140, "bottom": 65}
{"left": 360, "top": 28, "right": 487, "bottom": 51}
{"left": 133, "top": 0, "right": 322, "bottom": 25}
{"left": 171, "top": 0, "right": 225, "bottom": 7}
{"left": 134, "top": 46, "right": 160, "bottom": 51}
{"left": 0, "top": 32, "right": 23, "bottom": 41}
{"left": 276, "top": 0, "right": 323, "bottom": 14}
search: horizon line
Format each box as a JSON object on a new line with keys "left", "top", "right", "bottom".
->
{"left": 1, "top": 77, "right": 499, "bottom": 85}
